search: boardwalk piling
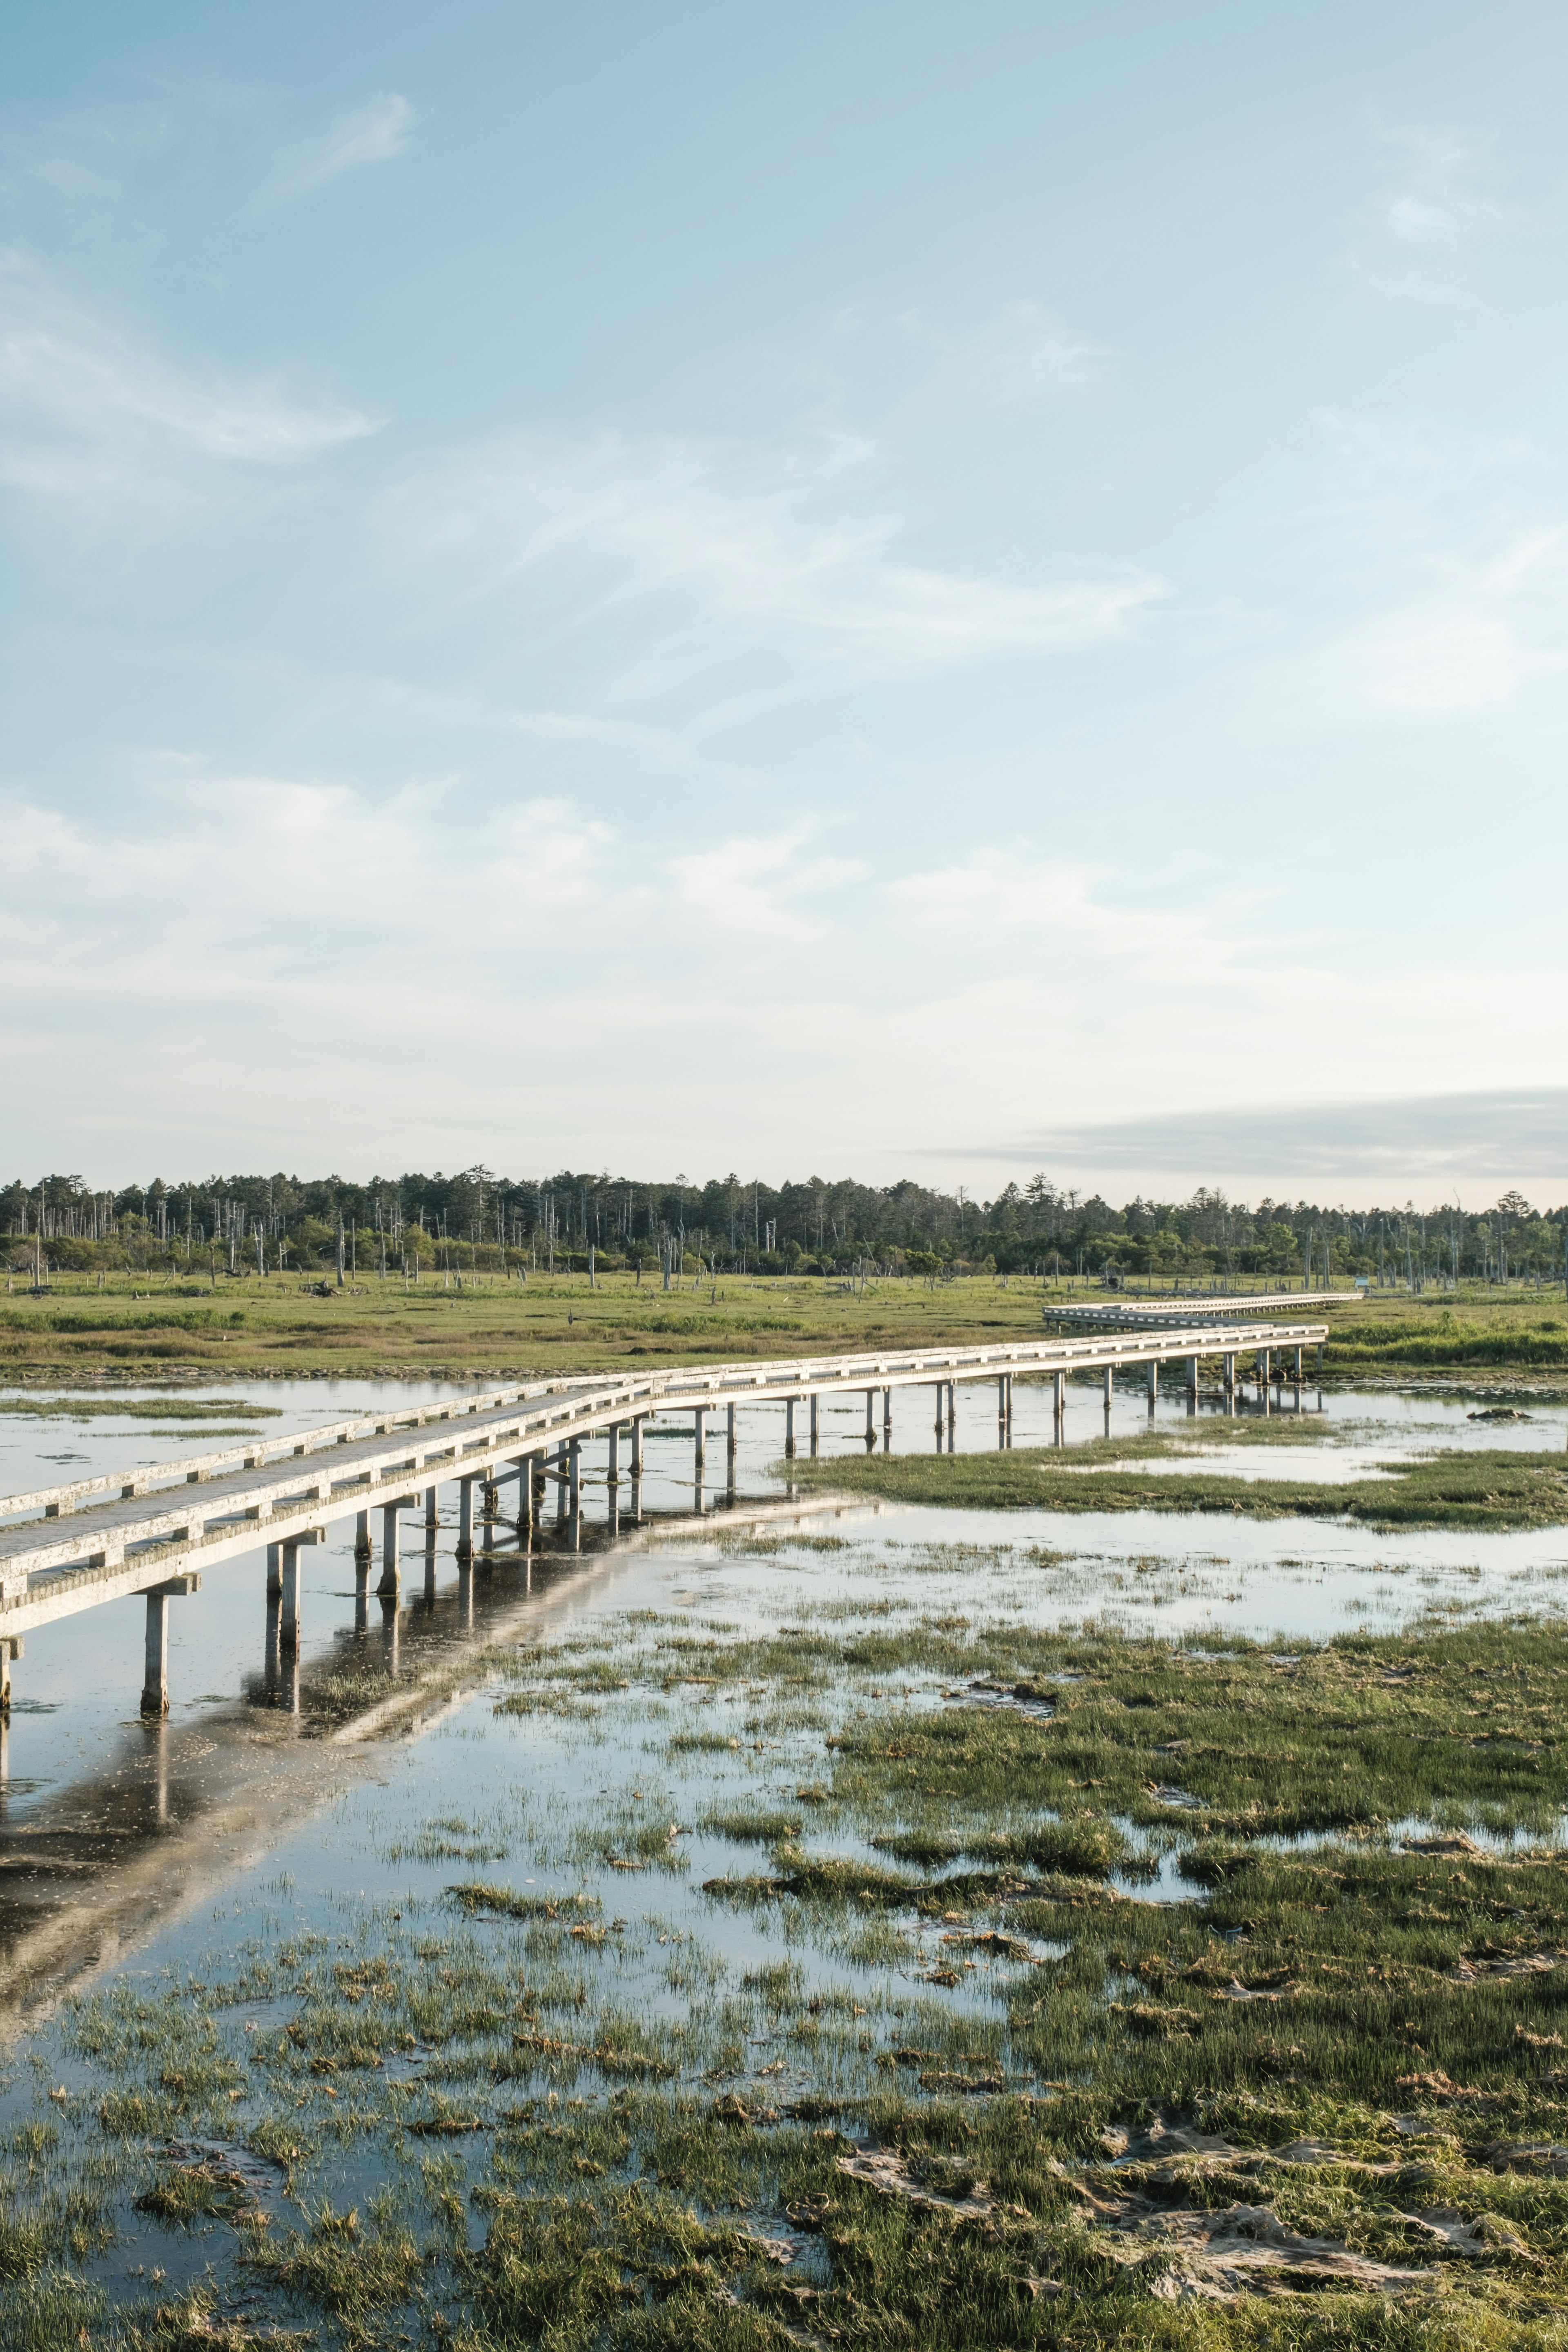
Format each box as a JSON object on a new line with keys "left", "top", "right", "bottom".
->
{"left": 380, "top": 1503, "right": 402, "bottom": 1599}
{"left": 281, "top": 1542, "right": 303, "bottom": 1654}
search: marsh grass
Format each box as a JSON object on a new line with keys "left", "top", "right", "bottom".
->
{"left": 13, "top": 1604, "right": 1568, "bottom": 2347}
{"left": 8, "top": 1267, "right": 1568, "bottom": 1383}
{"left": 0, "top": 1394, "right": 281, "bottom": 1420}
{"left": 793, "top": 1442, "right": 1568, "bottom": 1529}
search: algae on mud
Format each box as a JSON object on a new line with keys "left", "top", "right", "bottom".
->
{"left": 4, "top": 1590, "right": 1568, "bottom": 2348}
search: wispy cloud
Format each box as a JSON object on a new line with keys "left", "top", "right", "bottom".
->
{"left": 0, "top": 253, "right": 378, "bottom": 514}
{"left": 1282, "top": 526, "right": 1568, "bottom": 718}
{"left": 671, "top": 824, "right": 868, "bottom": 941}
{"left": 889, "top": 855, "right": 1253, "bottom": 987}
{"left": 900, "top": 299, "right": 1111, "bottom": 402}
{"left": 264, "top": 92, "right": 414, "bottom": 206}
{"left": 376, "top": 425, "right": 1164, "bottom": 683}
{"left": 1345, "top": 123, "right": 1507, "bottom": 302}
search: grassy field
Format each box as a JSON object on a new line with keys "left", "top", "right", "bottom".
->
{"left": 1, "top": 1272, "right": 1567, "bottom": 1384}
{"left": 7, "top": 1604, "right": 1568, "bottom": 2346}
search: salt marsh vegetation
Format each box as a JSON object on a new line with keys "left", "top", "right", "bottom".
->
{"left": 794, "top": 1437, "right": 1568, "bottom": 1531}
{"left": 4, "top": 1533, "right": 1568, "bottom": 2348}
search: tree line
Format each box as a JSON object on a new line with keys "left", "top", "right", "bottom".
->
{"left": 2, "top": 1168, "right": 1564, "bottom": 1287}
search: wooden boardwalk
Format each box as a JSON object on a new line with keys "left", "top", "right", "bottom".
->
{"left": 0, "top": 1320, "right": 1328, "bottom": 1715}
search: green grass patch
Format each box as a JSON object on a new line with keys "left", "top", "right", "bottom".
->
{"left": 791, "top": 1442, "right": 1568, "bottom": 1528}
{"left": 0, "top": 1393, "right": 281, "bottom": 1420}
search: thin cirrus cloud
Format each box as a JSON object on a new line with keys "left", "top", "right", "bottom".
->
{"left": 263, "top": 92, "right": 415, "bottom": 207}
{"left": 1274, "top": 526, "right": 1568, "bottom": 722}
{"left": 889, "top": 855, "right": 1250, "bottom": 983}
{"left": 376, "top": 426, "right": 1165, "bottom": 679}
{"left": 0, "top": 253, "right": 379, "bottom": 511}
{"left": 1344, "top": 123, "right": 1506, "bottom": 302}
{"left": 670, "top": 825, "right": 869, "bottom": 941}
{"left": 898, "top": 299, "right": 1112, "bottom": 403}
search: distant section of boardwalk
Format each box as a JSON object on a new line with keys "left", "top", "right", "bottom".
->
{"left": 1047, "top": 1290, "right": 1346, "bottom": 1326}
{"left": 0, "top": 1320, "right": 1331, "bottom": 1719}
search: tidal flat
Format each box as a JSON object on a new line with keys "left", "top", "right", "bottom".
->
{"left": 3, "top": 1382, "right": 1568, "bottom": 2348}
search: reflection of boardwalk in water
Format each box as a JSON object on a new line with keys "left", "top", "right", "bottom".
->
{"left": 0, "top": 1488, "right": 859, "bottom": 2034}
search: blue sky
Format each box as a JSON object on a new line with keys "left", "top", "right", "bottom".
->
{"left": 4, "top": 2, "right": 1564, "bottom": 1201}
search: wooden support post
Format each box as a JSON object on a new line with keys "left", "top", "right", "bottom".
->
{"left": 425, "top": 1486, "right": 438, "bottom": 1536}
{"left": 568, "top": 1437, "right": 581, "bottom": 1512}
{"left": 884, "top": 1386, "right": 892, "bottom": 1444}
{"left": 0, "top": 1636, "right": 15, "bottom": 1718}
{"left": 264, "top": 1585, "right": 281, "bottom": 1692}
{"left": 808, "top": 1393, "right": 819, "bottom": 1452}
{"left": 866, "top": 1388, "right": 876, "bottom": 1444}
{"left": 380, "top": 1502, "right": 401, "bottom": 1599}
{"left": 1293, "top": 1345, "right": 1303, "bottom": 1382}
{"left": 555, "top": 1443, "right": 568, "bottom": 1522}
{"left": 693, "top": 1409, "right": 705, "bottom": 1472}
{"left": 726, "top": 1402, "right": 737, "bottom": 1457}
{"left": 1053, "top": 1371, "right": 1065, "bottom": 1418}
{"left": 934, "top": 1383, "right": 944, "bottom": 1445}
{"left": 1147, "top": 1358, "right": 1158, "bottom": 1404}
{"left": 1187, "top": 1356, "right": 1199, "bottom": 1395}
{"left": 1223, "top": 1354, "right": 1235, "bottom": 1391}
{"left": 266, "top": 1541, "right": 282, "bottom": 1601}
{"left": 785, "top": 1397, "right": 796, "bottom": 1457}
{"left": 457, "top": 1476, "right": 475, "bottom": 1562}
{"left": 1102, "top": 1365, "right": 1113, "bottom": 1406}
{"left": 281, "top": 1542, "right": 304, "bottom": 1653}
{"left": 630, "top": 1417, "right": 644, "bottom": 1479}
{"left": 607, "top": 1423, "right": 620, "bottom": 1486}
{"left": 143, "top": 1589, "right": 170, "bottom": 1716}
{"left": 947, "top": 1381, "right": 956, "bottom": 1439}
